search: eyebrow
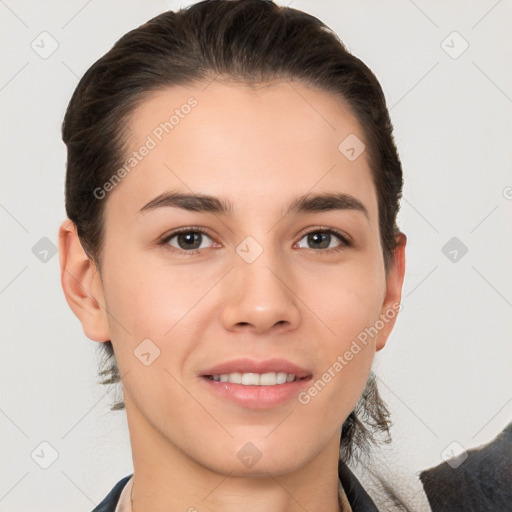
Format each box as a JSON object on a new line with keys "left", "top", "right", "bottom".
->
{"left": 139, "top": 190, "right": 369, "bottom": 219}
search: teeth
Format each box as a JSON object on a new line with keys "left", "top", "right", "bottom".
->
{"left": 209, "top": 372, "right": 297, "bottom": 386}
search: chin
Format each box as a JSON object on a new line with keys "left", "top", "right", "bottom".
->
{"left": 192, "top": 440, "right": 311, "bottom": 478}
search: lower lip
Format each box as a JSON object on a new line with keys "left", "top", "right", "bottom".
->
{"left": 200, "top": 376, "right": 312, "bottom": 409}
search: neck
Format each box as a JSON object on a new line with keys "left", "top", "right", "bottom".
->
{"left": 125, "top": 397, "right": 346, "bottom": 512}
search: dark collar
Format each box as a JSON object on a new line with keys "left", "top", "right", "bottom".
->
{"left": 338, "top": 459, "right": 380, "bottom": 511}
{"left": 91, "top": 475, "right": 131, "bottom": 512}
{"left": 92, "top": 462, "right": 379, "bottom": 512}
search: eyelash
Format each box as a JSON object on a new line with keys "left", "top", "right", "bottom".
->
{"left": 159, "top": 226, "right": 351, "bottom": 256}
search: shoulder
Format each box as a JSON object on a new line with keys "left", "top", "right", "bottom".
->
{"left": 420, "top": 422, "right": 512, "bottom": 512}
{"left": 91, "top": 475, "right": 133, "bottom": 512}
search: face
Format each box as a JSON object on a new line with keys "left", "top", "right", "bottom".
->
{"left": 63, "top": 80, "right": 405, "bottom": 478}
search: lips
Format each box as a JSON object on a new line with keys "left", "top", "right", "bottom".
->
{"left": 200, "top": 358, "right": 312, "bottom": 380}
{"left": 199, "top": 358, "right": 313, "bottom": 409}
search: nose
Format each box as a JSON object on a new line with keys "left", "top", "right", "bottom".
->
{"left": 220, "top": 246, "right": 302, "bottom": 335}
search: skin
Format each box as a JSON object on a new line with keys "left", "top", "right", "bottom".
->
{"left": 59, "top": 80, "right": 406, "bottom": 512}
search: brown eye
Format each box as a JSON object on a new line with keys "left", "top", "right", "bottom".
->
{"left": 161, "top": 228, "right": 215, "bottom": 252}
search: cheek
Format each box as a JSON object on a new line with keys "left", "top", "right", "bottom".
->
{"left": 295, "top": 263, "right": 384, "bottom": 416}
{"left": 101, "top": 248, "right": 203, "bottom": 335}
{"left": 300, "top": 255, "right": 385, "bottom": 344}
{"left": 99, "top": 250, "right": 223, "bottom": 393}
{"left": 100, "top": 258, "right": 202, "bottom": 413}
{"left": 297, "top": 296, "right": 378, "bottom": 432}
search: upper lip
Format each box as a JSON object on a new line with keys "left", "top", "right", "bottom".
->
{"left": 201, "top": 358, "right": 312, "bottom": 379}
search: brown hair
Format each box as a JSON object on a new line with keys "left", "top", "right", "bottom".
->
{"left": 62, "top": 0, "right": 402, "bottom": 464}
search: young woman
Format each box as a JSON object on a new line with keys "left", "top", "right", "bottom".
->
{"left": 58, "top": 1, "right": 406, "bottom": 510}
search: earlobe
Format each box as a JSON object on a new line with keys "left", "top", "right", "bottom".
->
{"left": 376, "top": 232, "right": 407, "bottom": 352}
{"left": 58, "top": 219, "right": 110, "bottom": 343}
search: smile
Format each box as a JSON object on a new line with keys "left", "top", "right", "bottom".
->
{"left": 206, "top": 372, "right": 301, "bottom": 386}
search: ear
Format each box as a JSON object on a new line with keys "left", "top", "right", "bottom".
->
{"left": 375, "top": 232, "right": 406, "bottom": 352}
{"left": 58, "top": 219, "right": 110, "bottom": 342}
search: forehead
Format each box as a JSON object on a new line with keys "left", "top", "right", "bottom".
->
{"left": 106, "top": 80, "right": 378, "bottom": 222}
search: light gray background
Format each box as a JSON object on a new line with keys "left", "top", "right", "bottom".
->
{"left": 1, "top": 1, "right": 511, "bottom": 511}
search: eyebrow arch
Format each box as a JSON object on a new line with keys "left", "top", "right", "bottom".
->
{"left": 139, "top": 190, "right": 369, "bottom": 219}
